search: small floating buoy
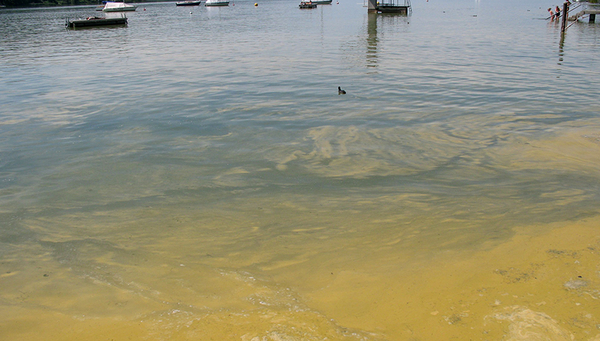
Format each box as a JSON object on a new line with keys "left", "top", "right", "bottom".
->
{"left": 143, "top": 7, "right": 146, "bottom": 10}
{"left": 254, "top": 2, "right": 258, "bottom": 6}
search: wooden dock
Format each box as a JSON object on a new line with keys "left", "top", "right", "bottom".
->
{"left": 367, "top": 0, "right": 411, "bottom": 14}
{"left": 567, "top": 1, "right": 600, "bottom": 23}
{"left": 374, "top": 4, "right": 409, "bottom": 14}
{"left": 569, "top": 9, "right": 600, "bottom": 22}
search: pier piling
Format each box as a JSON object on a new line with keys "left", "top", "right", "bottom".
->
{"left": 561, "top": 1, "right": 569, "bottom": 33}
{"left": 367, "top": 0, "right": 377, "bottom": 12}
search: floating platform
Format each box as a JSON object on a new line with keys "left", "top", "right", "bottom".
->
{"left": 367, "top": 0, "right": 411, "bottom": 14}
{"left": 66, "top": 17, "right": 127, "bottom": 28}
{"left": 375, "top": 4, "right": 409, "bottom": 14}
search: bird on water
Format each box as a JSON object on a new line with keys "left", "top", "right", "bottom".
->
{"left": 338, "top": 86, "right": 346, "bottom": 95}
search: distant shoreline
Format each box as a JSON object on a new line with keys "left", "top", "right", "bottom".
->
{"left": 0, "top": 0, "right": 171, "bottom": 9}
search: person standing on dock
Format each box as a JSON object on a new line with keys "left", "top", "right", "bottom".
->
{"left": 548, "top": 7, "right": 555, "bottom": 20}
{"left": 555, "top": 5, "right": 561, "bottom": 19}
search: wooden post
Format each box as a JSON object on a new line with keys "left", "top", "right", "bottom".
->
{"left": 561, "top": 1, "right": 569, "bottom": 33}
{"left": 367, "top": 0, "right": 377, "bottom": 12}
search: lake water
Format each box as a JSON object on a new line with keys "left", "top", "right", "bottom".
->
{"left": 1, "top": 0, "right": 600, "bottom": 339}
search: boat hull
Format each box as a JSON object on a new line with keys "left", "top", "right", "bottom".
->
{"left": 103, "top": 7, "right": 136, "bottom": 11}
{"left": 205, "top": 2, "right": 229, "bottom": 6}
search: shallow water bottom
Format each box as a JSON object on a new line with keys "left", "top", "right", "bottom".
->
{"left": 2, "top": 211, "right": 600, "bottom": 341}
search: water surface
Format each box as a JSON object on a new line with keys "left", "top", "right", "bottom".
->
{"left": 1, "top": 0, "right": 600, "bottom": 339}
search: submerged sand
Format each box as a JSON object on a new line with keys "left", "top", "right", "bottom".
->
{"left": 1, "top": 214, "right": 599, "bottom": 340}
{"left": 2, "top": 117, "right": 600, "bottom": 340}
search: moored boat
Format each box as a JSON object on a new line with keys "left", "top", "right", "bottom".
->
{"left": 102, "top": 1, "right": 137, "bottom": 12}
{"left": 205, "top": 0, "right": 229, "bottom": 6}
{"left": 176, "top": 0, "right": 201, "bottom": 6}
{"left": 66, "top": 16, "right": 127, "bottom": 28}
{"left": 312, "top": 0, "right": 332, "bottom": 4}
{"left": 299, "top": 1, "right": 317, "bottom": 8}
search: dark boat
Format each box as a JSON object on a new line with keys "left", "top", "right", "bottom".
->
{"left": 299, "top": 1, "right": 317, "bottom": 9}
{"left": 176, "top": 1, "right": 201, "bottom": 6}
{"left": 66, "top": 16, "right": 127, "bottom": 28}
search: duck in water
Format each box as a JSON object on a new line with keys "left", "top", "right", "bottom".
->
{"left": 338, "top": 86, "right": 346, "bottom": 95}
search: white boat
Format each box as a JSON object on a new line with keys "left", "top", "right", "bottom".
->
{"left": 103, "top": 1, "right": 137, "bottom": 12}
{"left": 176, "top": 0, "right": 201, "bottom": 5}
{"left": 205, "top": 0, "right": 229, "bottom": 6}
